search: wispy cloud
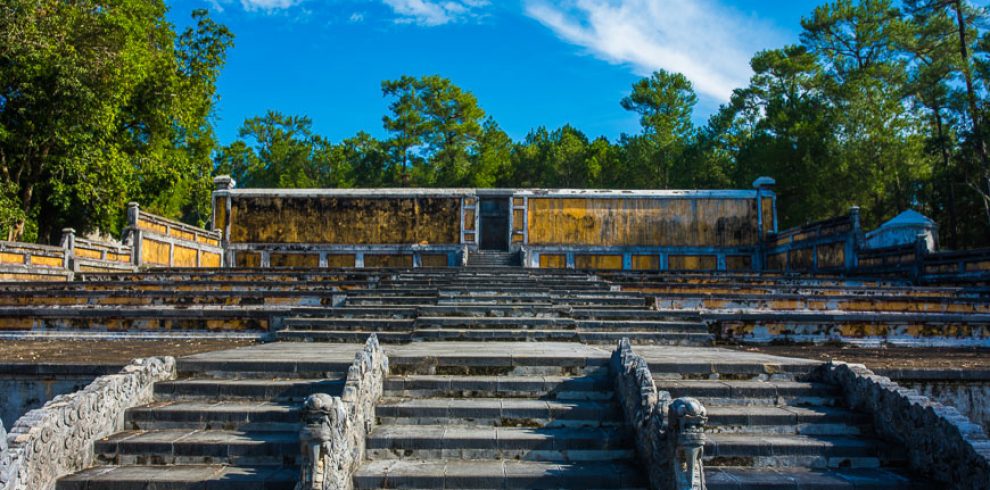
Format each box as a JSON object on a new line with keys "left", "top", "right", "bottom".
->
{"left": 524, "top": 0, "right": 786, "bottom": 101}
{"left": 239, "top": 0, "right": 303, "bottom": 12}
{"left": 382, "top": 0, "right": 491, "bottom": 26}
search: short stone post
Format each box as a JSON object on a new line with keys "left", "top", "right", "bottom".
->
{"left": 126, "top": 202, "right": 142, "bottom": 267}
{"left": 912, "top": 233, "right": 928, "bottom": 283}
{"left": 60, "top": 228, "right": 76, "bottom": 271}
{"left": 752, "top": 176, "right": 776, "bottom": 272}
{"left": 669, "top": 397, "right": 708, "bottom": 490}
{"left": 846, "top": 206, "right": 862, "bottom": 272}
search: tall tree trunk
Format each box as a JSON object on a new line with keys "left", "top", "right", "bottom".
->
{"left": 8, "top": 182, "right": 33, "bottom": 242}
{"left": 934, "top": 109, "right": 959, "bottom": 248}
{"left": 952, "top": 0, "right": 990, "bottom": 227}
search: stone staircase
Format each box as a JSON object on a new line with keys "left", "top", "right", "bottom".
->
{"left": 650, "top": 359, "right": 927, "bottom": 488}
{"left": 467, "top": 250, "right": 520, "bottom": 267}
{"left": 353, "top": 349, "right": 647, "bottom": 489}
{"left": 276, "top": 269, "right": 712, "bottom": 345}
{"left": 56, "top": 346, "right": 351, "bottom": 489}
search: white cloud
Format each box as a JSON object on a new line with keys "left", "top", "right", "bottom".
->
{"left": 240, "top": 0, "right": 303, "bottom": 12}
{"left": 382, "top": 0, "right": 490, "bottom": 26}
{"left": 524, "top": 0, "right": 786, "bottom": 101}
{"left": 349, "top": 11, "right": 366, "bottom": 22}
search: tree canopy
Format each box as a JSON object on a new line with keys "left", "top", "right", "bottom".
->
{"left": 4, "top": 0, "right": 990, "bottom": 248}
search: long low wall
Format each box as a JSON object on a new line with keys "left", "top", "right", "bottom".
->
{"left": 0, "top": 365, "right": 117, "bottom": 428}
{"left": 211, "top": 177, "right": 778, "bottom": 271}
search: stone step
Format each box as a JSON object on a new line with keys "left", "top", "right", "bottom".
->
{"left": 283, "top": 317, "right": 417, "bottom": 331}
{"left": 383, "top": 375, "right": 612, "bottom": 400}
{"left": 177, "top": 357, "right": 350, "bottom": 379}
{"left": 412, "top": 328, "right": 581, "bottom": 342}
{"left": 655, "top": 380, "right": 842, "bottom": 406}
{"left": 375, "top": 398, "right": 621, "bottom": 427}
{"left": 577, "top": 332, "right": 714, "bottom": 345}
{"left": 705, "top": 405, "right": 871, "bottom": 433}
{"left": 276, "top": 330, "right": 412, "bottom": 343}
{"left": 705, "top": 433, "right": 906, "bottom": 469}
{"left": 94, "top": 430, "right": 299, "bottom": 466}
{"left": 418, "top": 305, "right": 567, "bottom": 317}
{"left": 290, "top": 306, "right": 417, "bottom": 318}
{"left": 570, "top": 309, "right": 703, "bottom": 321}
{"left": 415, "top": 316, "right": 578, "bottom": 329}
{"left": 154, "top": 378, "right": 346, "bottom": 401}
{"left": 57, "top": 465, "right": 297, "bottom": 490}
{"left": 126, "top": 401, "right": 301, "bottom": 431}
{"left": 347, "top": 296, "right": 436, "bottom": 306}
{"left": 353, "top": 459, "right": 646, "bottom": 489}
{"left": 705, "top": 466, "right": 926, "bottom": 489}
{"left": 365, "top": 425, "right": 634, "bottom": 462}
{"left": 574, "top": 320, "right": 708, "bottom": 333}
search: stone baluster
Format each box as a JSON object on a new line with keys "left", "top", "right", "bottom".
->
{"left": 668, "top": 397, "right": 708, "bottom": 490}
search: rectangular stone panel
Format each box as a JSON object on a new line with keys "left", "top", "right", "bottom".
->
{"left": 327, "top": 254, "right": 356, "bottom": 268}
{"left": 575, "top": 254, "right": 623, "bottom": 270}
{"left": 173, "top": 245, "right": 198, "bottom": 267}
{"left": 539, "top": 254, "right": 566, "bottom": 269}
{"left": 141, "top": 239, "right": 170, "bottom": 266}
{"left": 365, "top": 254, "right": 414, "bottom": 268}
{"left": 632, "top": 255, "right": 659, "bottom": 271}
{"left": 421, "top": 254, "right": 450, "bottom": 267}
{"left": 726, "top": 255, "right": 752, "bottom": 271}
{"left": 817, "top": 243, "right": 845, "bottom": 269}
{"left": 200, "top": 252, "right": 222, "bottom": 268}
{"left": 0, "top": 252, "right": 24, "bottom": 264}
{"left": 236, "top": 252, "right": 262, "bottom": 268}
{"left": 668, "top": 255, "right": 717, "bottom": 271}
{"left": 270, "top": 253, "right": 320, "bottom": 268}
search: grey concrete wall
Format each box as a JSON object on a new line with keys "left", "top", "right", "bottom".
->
{"left": 0, "top": 365, "right": 119, "bottom": 426}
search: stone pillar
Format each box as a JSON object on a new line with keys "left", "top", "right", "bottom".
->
{"left": 212, "top": 176, "right": 235, "bottom": 268}
{"left": 752, "top": 176, "right": 776, "bottom": 272}
{"left": 60, "top": 228, "right": 76, "bottom": 271}
{"left": 127, "top": 203, "right": 142, "bottom": 266}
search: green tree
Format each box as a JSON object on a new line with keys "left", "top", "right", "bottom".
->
{"left": 0, "top": 3, "right": 232, "bottom": 241}
{"left": 620, "top": 70, "right": 698, "bottom": 188}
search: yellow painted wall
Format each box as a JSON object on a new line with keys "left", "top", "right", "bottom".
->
{"left": 421, "top": 254, "right": 449, "bottom": 267}
{"left": 201, "top": 252, "right": 222, "bottom": 268}
{"left": 236, "top": 252, "right": 262, "bottom": 267}
{"left": 0, "top": 252, "right": 24, "bottom": 264}
{"left": 527, "top": 197, "right": 758, "bottom": 247}
{"left": 229, "top": 197, "right": 461, "bottom": 245}
{"left": 726, "top": 255, "right": 752, "bottom": 271}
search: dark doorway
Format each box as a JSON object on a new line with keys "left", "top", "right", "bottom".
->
{"left": 479, "top": 198, "right": 510, "bottom": 250}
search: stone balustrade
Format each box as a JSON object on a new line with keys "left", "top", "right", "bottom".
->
{"left": 0, "top": 357, "right": 176, "bottom": 490}
{"left": 299, "top": 334, "right": 388, "bottom": 490}
{"left": 610, "top": 338, "right": 708, "bottom": 490}
{"left": 816, "top": 361, "right": 990, "bottom": 489}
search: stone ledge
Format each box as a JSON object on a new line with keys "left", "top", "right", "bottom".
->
{"left": 815, "top": 361, "right": 990, "bottom": 488}
{"left": 0, "top": 357, "right": 176, "bottom": 490}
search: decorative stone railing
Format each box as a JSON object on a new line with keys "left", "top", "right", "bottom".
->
{"left": 610, "top": 338, "right": 708, "bottom": 490}
{"left": 298, "top": 334, "right": 388, "bottom": 490}
{"left": 125, "top": 203, "right": 223, "bottom": 268}
{"left": 59, "top": 229, "right": 134, "bottom": 273}
{"left": 0, "top": 357, "right": 176, "bottom": 490}
{"left": 816, "top": 361, "right": 990, "bottom": 489}
{"left": 0, "top": 241, "right": 70, "bottom": 281}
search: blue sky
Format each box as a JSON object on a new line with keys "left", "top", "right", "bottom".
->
{"left": 166, "top": 0, "right": 823, "bottom": 144}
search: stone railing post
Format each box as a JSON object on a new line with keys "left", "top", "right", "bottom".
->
{"left": 60, "top": 228, "right": 76, "bottom": 272}
{"left": 296, "top": 335, "right": 386, "bottom": 490}
{"left": 669, "top": 398, "right": 708, "bottom": 490}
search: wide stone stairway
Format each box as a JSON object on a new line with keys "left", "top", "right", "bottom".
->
{"left": 278, "top": 268, "right": 712, "bottom": 345}
{"left": 56, "top": 344, "right": 357, "bottom": 489}
{"left": 354, "top": 344, "right": 647, "bottom": 489}
{"left": 642, "top": 348, "right": 926, "bottom": 488}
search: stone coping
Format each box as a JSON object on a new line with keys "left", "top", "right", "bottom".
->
{"left": 876, "top": 368, "right": 990, "bottom": 381}
{"left": 0, "top": 364, "right": 123, "bottom": 376}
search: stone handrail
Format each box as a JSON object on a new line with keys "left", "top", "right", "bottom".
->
{"left": 610, "top": 338, "right": 707, "bottom": 490}
{"left": 816, "top": 361, "right": 990, "bottom": 489}
{"left": 0, "top": 356, "right": 176, "bottom": 490}
{"left": 298, "top": 334, "right": 388, "bottom": 490}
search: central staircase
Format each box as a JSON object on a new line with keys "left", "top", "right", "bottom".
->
{"left": 354, "top": 352, "right": 647, "bottom": 488}
{"left": 277, "top": 268, "right": 712, "bottom": 345}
